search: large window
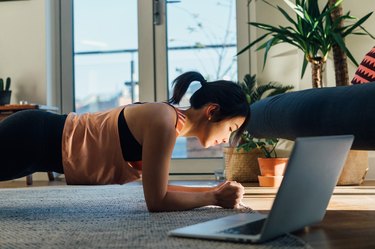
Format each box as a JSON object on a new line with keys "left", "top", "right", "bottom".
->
{"left": 61, "top": 0, "right": 250, "bottom": 174}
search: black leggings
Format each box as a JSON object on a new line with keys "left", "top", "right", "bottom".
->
{"left": 0, "top": 110, "right": 67, "bottom": 181}
{"left": 248, "top": 82, "right": 375, "bottom": 149}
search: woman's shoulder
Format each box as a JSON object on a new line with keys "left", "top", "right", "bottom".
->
{"left": 139, "top": 102, "right": 175, "bottom": 115}
{"left": 127, "top": 102, "right": 177, "bottom": 128}
{"left": 137, "top": 103, "right": 178, "bottom": 142}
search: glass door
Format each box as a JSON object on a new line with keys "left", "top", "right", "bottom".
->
{"left": 150, "top": 0, "right": 251, "bottom": 175}
{"left": 166, "top": 0, "right": 238, "bottom": 159}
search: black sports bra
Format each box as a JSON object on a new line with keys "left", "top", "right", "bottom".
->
{"left": 118, "top": 107, "right": 142, "bottom": 161}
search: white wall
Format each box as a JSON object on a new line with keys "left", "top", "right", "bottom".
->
{"left": 250, "top": 0, "right": 375, "bottom": 179}
{"left": 0, "top": 0, "right": 48, "bottom": 104}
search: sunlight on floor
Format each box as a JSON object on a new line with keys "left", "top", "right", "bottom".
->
{"left": 243, "top": 183, "right": 375, "bottom": 211}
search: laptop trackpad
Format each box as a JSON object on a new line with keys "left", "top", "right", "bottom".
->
{"left": 218, "top": 218, "right": 266, "bottom": 235}
{"left": 207, "top": 212, "right": 266, "bottom": 234}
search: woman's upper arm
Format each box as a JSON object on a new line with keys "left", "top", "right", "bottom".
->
{"left": 140, "top": 106, "right": 177, "bottom": 210}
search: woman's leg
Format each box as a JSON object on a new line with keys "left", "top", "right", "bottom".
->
{"left": 0, "top": 110, "right": 67, "bottom": 181}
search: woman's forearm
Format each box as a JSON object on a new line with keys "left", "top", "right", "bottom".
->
{"left": 167, "top": 184, "right": 217, "bottom": 192}
{"left": 148, "top": 181, "right": 244, "bottom": 212}
{"left": 148, "top": 190, "right": 217, "bottom": 212}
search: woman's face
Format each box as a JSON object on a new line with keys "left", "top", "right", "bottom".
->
{"left": 197, "top": 116, "right": 246, "bottom": 148}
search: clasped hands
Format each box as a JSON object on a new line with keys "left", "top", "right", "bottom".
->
{"left": 213, "top": 180, "right": 246, "bottom": 209}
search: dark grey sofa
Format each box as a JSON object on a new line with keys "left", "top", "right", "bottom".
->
{"left": 247, "top": 82, "right": 375, "bottom": 150}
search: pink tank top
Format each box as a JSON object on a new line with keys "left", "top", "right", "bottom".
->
{"left": 61, "top": 104, "right": 186, "bottom": 185}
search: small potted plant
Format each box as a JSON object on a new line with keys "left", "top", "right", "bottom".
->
{"left": 224, "top": 74, "right": 293, "bottom": 182}
{"left": 255, "top": 138, "right": 288, "bottom": 187}
{"left": 0, "top": 77, "right": 12, "bottom": 106}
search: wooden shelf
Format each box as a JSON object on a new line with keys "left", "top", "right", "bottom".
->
{"left": 0, "top": 104, "right": 59, "bottom": 113}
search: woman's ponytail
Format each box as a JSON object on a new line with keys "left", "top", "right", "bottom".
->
{"left": 168, "top": 71, "right": 206, "bottom": 105}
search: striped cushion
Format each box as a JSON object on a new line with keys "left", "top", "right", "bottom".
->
{"left": 351, "top": 46, "right": 375, "bottom": 84}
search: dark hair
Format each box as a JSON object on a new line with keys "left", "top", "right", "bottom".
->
{"left": 168, "top": 71, "right": 250, "bottom": 145}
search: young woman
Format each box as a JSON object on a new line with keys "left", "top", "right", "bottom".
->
{"left": 0, "top": 71, "right": 250, "bottom": 212}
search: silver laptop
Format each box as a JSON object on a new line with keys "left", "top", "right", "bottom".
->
{"left": 168, "top": 135, "right": 354, "bottom": 243}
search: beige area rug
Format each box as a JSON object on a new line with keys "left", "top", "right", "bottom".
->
{"left": 0, "top": 185, "right": 312, "bottom": 249}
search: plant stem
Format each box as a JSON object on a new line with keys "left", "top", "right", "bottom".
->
{"left": 310, "top": 58, "right": 325, "bottom": 88}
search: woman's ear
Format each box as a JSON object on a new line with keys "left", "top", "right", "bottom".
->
{"left": 205, "top": 103, "right": 220, "bottom": 121}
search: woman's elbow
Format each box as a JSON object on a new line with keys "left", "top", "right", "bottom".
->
{"left": 146, "top": 201, "right": 166, "bottom": 212}
{"left": 147, "top": 206, "right": 163, "bottom": 212}
{"left": 145, "top": 196, "right": 167, "bottom": 212}
{"left": 144, "top": 188, "right": 172, "bottom": 212}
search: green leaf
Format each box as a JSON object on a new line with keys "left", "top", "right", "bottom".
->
{"left": 303, "top": 8, "right": 313, "bottom": 25}
{"left": 332, "top": 0, "right": 344, "bottom": 8}
{"left": 343, "top": 12, "right": 373, "bottom": 37}
{"left": 307, "top": 0, "right": 320, "bottom": 19}
{"left": 237, "top": 33, "right": 269, "bottom": 55}
{"left": 245, "top": 74, "right": 257, "bottom": 92}
{"left": 277, "top": 6, "right": 298, "bottom": 28}
{"left": 249, "top": 22, "right": 281, "bottom": 31}
{"left": 331, "top": 32, "right": 358, "bottom": 67}
{"left": 350, "top": 32, "right": 370, "bottom": 36}
{"left": 359, "top": 25, "right": 375, "bottom": 40}
{"left": 283, "top": 0, "right": 305, "bottom": 19}
{"left": 262, "top": 38, "right": 279, "bottom": 70}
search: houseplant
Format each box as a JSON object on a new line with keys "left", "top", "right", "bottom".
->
{"left": 0, "top": 77, "right": 12, "bottom": 106}
{"left": 253, "top": 138, "right": 289, "bottom": 187}
{"left": 239, "top": 0, "right": 374, "bottom": 88}
{"left": 224, "top": 74, "right": 293, "bottom": 182}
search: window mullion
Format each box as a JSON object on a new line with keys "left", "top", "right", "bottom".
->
{"left": 60, "top": 0, "right": 75, "bottom": 113}
{"left": 154, "top": 0, "right": 168, "bottom": 102}
{"left": 138, "top": 0, "right": 157, "bottom": 102}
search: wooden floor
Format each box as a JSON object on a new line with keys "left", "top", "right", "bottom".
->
{"left": 1, "top": 179, "right": 374, "bottom": 249}
{"left": 242, "top": 181, "right": 375, "bottom": 249}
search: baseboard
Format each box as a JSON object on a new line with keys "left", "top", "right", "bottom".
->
{"left": 12, "top": 173, "right": 54, "bottom": 182}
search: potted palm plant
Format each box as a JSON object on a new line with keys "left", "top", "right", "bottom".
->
{"left": 239, "top": 0, "right": 374, "bottom": 88}
{"left": 0, "top": 77, "right": 12, "bottom": 106}
{"left": 224, "top": 74, "right": 293, "bottom": 182}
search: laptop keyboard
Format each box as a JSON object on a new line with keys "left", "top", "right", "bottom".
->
{"left": 218, "top": 218, "right": 266, "bottom": 235}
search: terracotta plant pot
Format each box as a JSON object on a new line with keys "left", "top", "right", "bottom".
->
{"left": 257, "top": 158, "right": 288, "bottom": 176}
{"left": 258, "top": 175, "right": 284, "bottom": 187}
{"left": 257, "top": 158, "right": 288, "bottom": 187}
